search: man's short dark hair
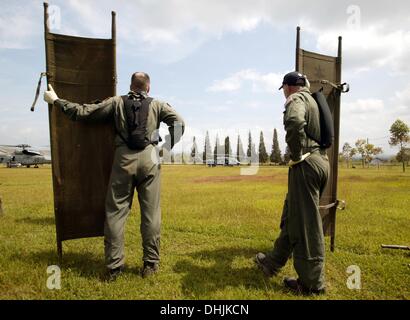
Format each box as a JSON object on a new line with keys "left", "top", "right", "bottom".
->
{"left": 131, "top": 72, "right": 150, "bottom": 91}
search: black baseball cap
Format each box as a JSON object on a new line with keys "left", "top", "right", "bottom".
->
{"left": 278, "top": 71, "right": 306, "bottom": 90}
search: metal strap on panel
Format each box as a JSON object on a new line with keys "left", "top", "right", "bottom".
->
{"left": 319, "top": 199, "right": 346, "bottom": 210}
{"left": 310, "top": 79, "right": 350, "bottom": 93}
{"left": 30, "top": 72, "right": 47, "bottom": 112}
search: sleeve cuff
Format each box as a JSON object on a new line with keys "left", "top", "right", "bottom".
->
{"left": 53, "top": 99, "right": 65, "bottom": 108}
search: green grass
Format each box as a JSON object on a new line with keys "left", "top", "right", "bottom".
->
{"left": 0, "top": 164, "right": 409, "bottom": 300}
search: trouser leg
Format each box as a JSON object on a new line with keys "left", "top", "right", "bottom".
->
{"left": 136, "top": 149, "right": 161, "bottom": 264}
{"left": 266, "top": 195, "right": 293, "bottom": 272}
{"left": 288, "top": 158, "right": 326, "bottom": 291}
{"left": 104, "top": 153, "right": 135, "bottom": 270}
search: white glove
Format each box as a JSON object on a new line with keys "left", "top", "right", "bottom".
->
{"left": 43, "top": 84, "right": 59, "bottom": 104}
{"left": 289, "top": 152, "right": 311, "bottom": 167}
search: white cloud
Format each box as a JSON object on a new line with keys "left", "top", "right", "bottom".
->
{"left": 0, "top": 3, "right": 39, "bottom": 49}
{"left": 0, "top": 121, "right": 49, "bottom": 147}
{"left": 207, "top": 69, "right": 282, "bottom": 93}
{"left": 343, "top": 99, "right": 384, "bottom": 114}
{"left": 1, "top": 0, "right": 409, "bottom": 155}
{"left": 57, "top": 0, "right": 274, "bottom": 62}
{"left": 339, "top": 97, "right": 410, "bottom": 154}
{"left": 390, "top": 85, "right": 410, "bottom": 118}
{"left": 393, "top": 85, "right": 410, "bottom": 107}
{"left": 314, "top": 27, "right": 410, "bottom": 74}
{"left": 3, "top": 0, "right": 410, "bottom": 70}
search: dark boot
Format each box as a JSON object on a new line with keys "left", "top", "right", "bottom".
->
{"left": 254, "top": 253, "right": 278, "bottom": 277}
{"left": 141, "top": 262, "right": 159, "bottom": 278}
{"left": 104, "top": 265, "right": 125, "bottom": 282}
{"left": 283, "top": 277, "right": 326, "bottom": 295}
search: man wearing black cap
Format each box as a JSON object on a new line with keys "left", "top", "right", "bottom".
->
{"left": 255, "top": 71, "right": 329, "bottom": 295}
{"left": 44, "top": 72, "right": 185, "bottom": 281}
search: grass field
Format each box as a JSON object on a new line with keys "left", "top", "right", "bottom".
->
{"left": 0, "top": 164, "right": 409, "bottom": 300}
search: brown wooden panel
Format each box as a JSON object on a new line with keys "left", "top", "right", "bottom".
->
{"left": 297, "top": 50, "right": 338, "bottom": 96}
{"left": 44, "top": 5, "right": 116, "bottom": 245}
{"left": 296, "top": 48, "right": 342, "bottom": 240}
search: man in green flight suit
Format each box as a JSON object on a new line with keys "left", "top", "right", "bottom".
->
{"left": 255, "top": 71, "right": 329, "bottom": 294}
{"left": 44, "top": 72, "right": 185, "bottom": 281}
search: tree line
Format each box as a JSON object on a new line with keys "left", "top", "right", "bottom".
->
{"left": 188, "top": 119, "right": 409, "bottom": 171}
{"left": 340, "top": 119, "right": 409, "bottom": 172}
{"left": 189, "top": 129, "right": 285, "bottom": 165}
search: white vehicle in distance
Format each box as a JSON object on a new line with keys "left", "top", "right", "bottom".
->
{"left": 206, "top": 156, "right": 241, "bottom": 167}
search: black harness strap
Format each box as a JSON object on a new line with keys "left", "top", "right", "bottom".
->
{"left": 118, "top": 95, "right": 155, "bottom": 150}
{"left": 30, "top": 72, "right": 47, "bottom": 112}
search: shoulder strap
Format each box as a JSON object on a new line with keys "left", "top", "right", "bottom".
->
{"left": 139, "top": 97, "right": 154, "bottom": 142}
{"left": 116, "top": 95, "right": 132, "bottom": 145}
{"left": 116, "top": 95, "right": 154, "bottom": 146}
{"left": 298, "top": 91, "right": 322, "bottom": 146}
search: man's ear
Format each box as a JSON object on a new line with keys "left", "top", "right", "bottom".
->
{"left": 147, "top": 84, "right": 151, "bottom": 94}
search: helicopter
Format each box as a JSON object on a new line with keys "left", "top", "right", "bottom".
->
{"left": 0, "top": 144, "right": 51, "bottom": 168}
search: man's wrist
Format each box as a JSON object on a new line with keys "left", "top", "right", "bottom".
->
{"left": 53, "top": 98, "right": 63, "bottom": 107}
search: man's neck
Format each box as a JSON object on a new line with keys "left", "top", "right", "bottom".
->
{"left": 129, "top": 89, "right": 148, "bottom": 97}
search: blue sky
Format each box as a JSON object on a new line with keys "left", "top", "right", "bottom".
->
{"left": 1, "top": 0, "right": 409, "bottom": 156}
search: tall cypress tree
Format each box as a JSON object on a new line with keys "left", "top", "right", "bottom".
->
{"left": 191, "top": 136, "right": 198, "bottom": 164}
{"left": 270, "top": 128, "right": 282, "bottom": 163}
{"left": 203, "top": 131, "right": 212, "bottom": 163}
{"left": 247, "top": 131, "right": 252, "bottom": 160}
{"left": 251, "top": 142, "right": 258, "bottom": 164}
{"left": 237, "top": 135, "right": 245, "bottom": 163}
{"left": 258, "top": 131, "right": 268, "bottom": 163}
{"left": 214, "top": 135, "right": 219, "bottom": 163}
{"left": 224, "top": 136, "right": 231, "bottom": 164}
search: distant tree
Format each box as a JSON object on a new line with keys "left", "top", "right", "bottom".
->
{"left": 368, "top": 145, "right": 383, "bottom": 166}
{"left": 258, "top": 131, "right": 269, "bottom": 164}
{"left": 237, "top": 135, "right": 245, "bottom": 163}
{"left": 170, "top": 152, "right": 175, "bottom": 164}
{"left": 396, "top": 148, "right": 410, "bottom": 168}
{"left": 247, "top": 131, "right": 252, "bottom": 162}
{"left": 283, "top": 146, "right": 291, "bottom": 163}
{"left": 270, "top": 128, "right": 282, "bottom": 164}
{"left": 349, "top": 146, "right": 357, "bottom": 167}
{"left": 389, "top": 119, "right": 410, "bottom": 172}
{"left": 373, "top": 157, "right": 384, "bottom": 170}
{"left": 355, "top": 139, "right": 367, "bottom": 168}
{"left": 224, "top": 136, "right": 232, "bottom": 164}
{"left": 214, "top": 135, "right": 219, "bottom": 163}
{"left": 338, "top": 152, "right": 344, "bottom": 164}
{"left": 203, "top": 131, "right": 212, "bottom": 164}
{"left": 355, "top": 139, "right": 382, "bottom": 168}
{"left": 342, "top": 142, "right": 356, "bottom": 168}
{"left": 191, "top": 136, "right": 198, "bottom": 164}
{"left": 250, "top": 143, "right": 258, "bottom": 164}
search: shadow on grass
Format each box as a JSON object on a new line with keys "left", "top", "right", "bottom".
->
{"left": 173, "top": 247, "right": 284, "bottom": 297}
{"left": 16, "top": 216, "right": 55, "bottom": 225}
{"left": 15, "top": 249, "right": 106, "bottom": 280}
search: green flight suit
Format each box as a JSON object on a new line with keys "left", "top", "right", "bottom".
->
{"left": 266, "top": 88, "right": 329, "bottom": 291}
{"left": 54, "top": 91, "right": 185, "bottom": 270}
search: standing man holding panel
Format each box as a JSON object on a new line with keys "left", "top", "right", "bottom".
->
{"left": 44, "top": 72, "right": 185, "bottom": 281}
{"left": 255, "top": 71, "right": 329, "bottom": 295}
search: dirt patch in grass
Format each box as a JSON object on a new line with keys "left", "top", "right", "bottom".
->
{"left": 341, "top": 175, "right": 401, "bottom": 183}
{"left": 192, "top": 175, "right": 281, "bottom": 183}
{"left": 342, "top": 175, "right": 366, "bottom": 182}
